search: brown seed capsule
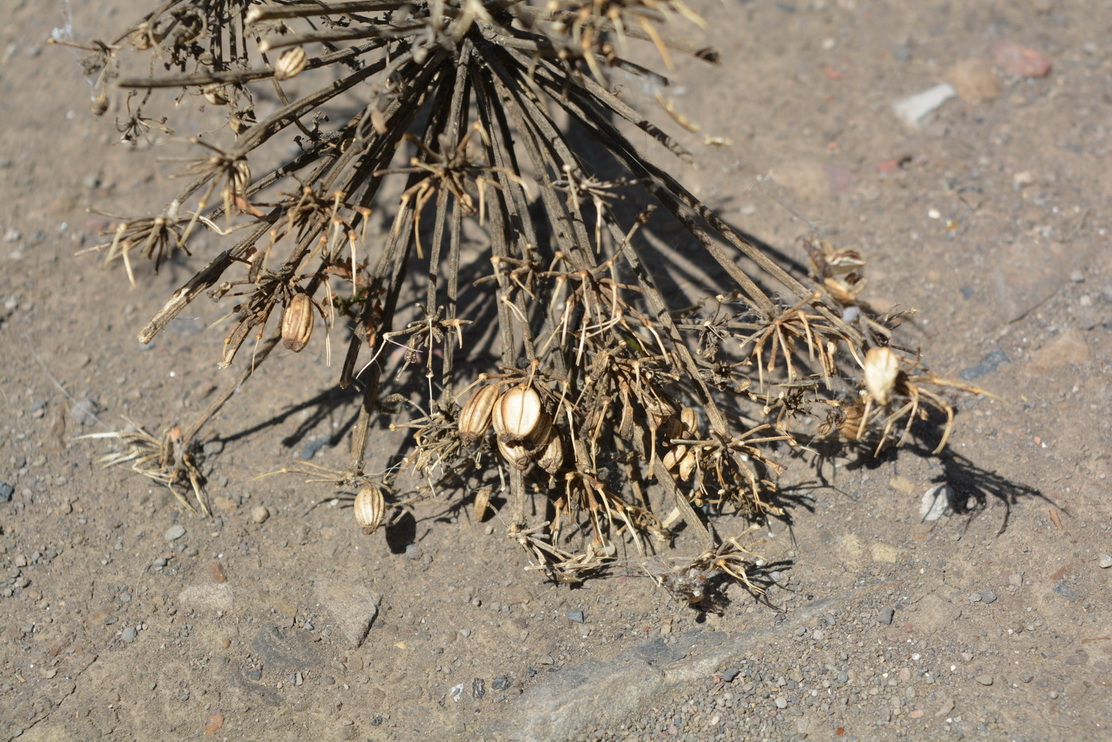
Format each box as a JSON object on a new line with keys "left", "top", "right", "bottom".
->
{"left": 497, "top": 436, "right": 532, "bottom": 470}
{"left": 275, "top": 47, "right": 308, "bottom": 81}
{"left": 493, "top": 384, "right": 543, "bottom": 443}
{"left": 459, "top": 383, "right": 501, "bottom": 442}
{"left": 537, "top": 431, "right": 564, "bottom": 474}
{"left": 281, "top": 292, "right": 314, "bottom": 352}
{"left": 353, "top": 485, "right": 386, "bottom": 535}
{"left": 864, "top": 346, "right": 900, "bottom": 406}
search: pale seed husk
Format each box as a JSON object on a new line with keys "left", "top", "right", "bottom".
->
{"left": 493, "top": 384, "right": 543, "bottom": 443}
{"left": 459, "top": 383, "right": 501, "bottom": 443}
{"left": 473, "top": 486, "right": 493, "bottom": 521}
{"left": 354, "top": 485, "right": 386, "bottom": 535}
{"left": 275, "top": 47, "right": 308, "bottom": 80}
{"left": 864, "top": 346, "right": 900, "bottom": 406}
{"left": 281, "top": 292, "right": 314, "bottom": 352}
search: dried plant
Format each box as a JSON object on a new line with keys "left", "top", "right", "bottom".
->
{"left": 69, "top": 1, "right": 984, "bottom": 601}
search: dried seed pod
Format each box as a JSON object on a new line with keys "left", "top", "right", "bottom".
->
{"left": 497, "top": 437, "right": 532, "bottom": 470}
{"left": 91, "top": 92, "right": 109, "bottom": 116}
{"left": 354, "top": 485, "right": 386, "bottom": 535}
{"left": 458, "top": 383, "right": 501, "bottom": 443}
{"left": 838, "top": 401, "right": 868, "bottom": 442}
{"left": 275, "top": 47, "right": 308, "bottom": 80}
{"left": 203, "top": 84, "right": 230, "bottom": 106}
{"left": 678, "top": 449, "right": 698, "bottom": 481}
{"left": 658, "top": 414, "right": 684, "bottom": 440}
{"left": 281, "top": 292, "right": 314, "bottom": 352}
{"left": 526, "top": 411, "right": 554, "bottom": 446}
{"left": 680, "top": 407, "right": 698, "bottom": 436}
{"left": 662, "top": 444, "right": 688, "bottom": 471}
{"left": 537, "top": 431, "right": 564, "bottom": 474}
{"left": 492, "top": 384, "right": 543, "bottom": 443}
{"left": 864, "top": 347, "right": 900, "bottom": 406}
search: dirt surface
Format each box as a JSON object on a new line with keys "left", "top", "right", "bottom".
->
{"left": 2, "top": 1, "right": 1111, "bottom": 740}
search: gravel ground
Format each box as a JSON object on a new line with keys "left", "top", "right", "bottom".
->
{"left": 1, "top": 1, "right": 1110, "bottom": 740}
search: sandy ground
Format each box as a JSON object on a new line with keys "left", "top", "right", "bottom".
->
{"left": 1, "top": 1, "right": 1110, "bottom": 740}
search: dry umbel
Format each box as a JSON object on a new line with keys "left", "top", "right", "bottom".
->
{"left": 72, "top": 0, "right": 987, "bottom": 602}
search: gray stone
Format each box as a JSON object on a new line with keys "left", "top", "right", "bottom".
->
{"left": 0, "top": 481, "right": 13, "bottom": 503}
{"left": 251, "top": 506, "right": 270, "bottom": 524}
{"left": 315, "top": 578, "right": 381, "bottom": 648}
{"left": 120, "top": 626, "right": 138, "bottom": 643}
{"left": 878, "top": 607, "right": 895, "bottom": 625}
{"left": 1098, "top": 553, "right": 1112, "bottom": 569}
{"left": 958, "top": 349, "right": 1009, "bottom": 380}
{"left": 980, "top": 588, "right": 998, "bottom": 604}
{"left": 164, "top": 524, "right": 186, "bottom": 542}
{"left": 70, "top": 397, "right": 100, "bottom": 427}
{"left": 975, "top": 674, "right": 994, "bottom": 686}
{"left": 566, "top": 610, "right": 585, "bottom": 624}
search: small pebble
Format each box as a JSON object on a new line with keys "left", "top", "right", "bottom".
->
{"left": 70, "top": 397, "right": 100, "bottom": 427}
{"left": 721, "top": 668, "right": 741, "bottom": 683}
{"left": 975, "top": 674, "right": 994, "bottom": 686}
{"left": 991, "top": 40, "right": 1051, "bottom": 77}
{"left": 492, "top": 676, "right": 511, "bottom": 691}
{"left": 164, "top": 524, "right": 186, "bottom": 542}
{"left": 774, "top": 696, "right": 788, "bottom": 709}
{"left": 120, "top": 626, "right": 138, "bottom": 643}
{"left": 566, "top": 610, "right": 585, "bottom": 624}
{"left": 980, "top": 588, "right": 998, "bottom": 604}
{"left": 251, "top": 506, "right": 270, "bottom": 524}
{"left": 878, "top": 607, "right": 895, "bottom": 625}
{"left": 1099, "top": 554, "right": 1112, "bottom": 569}
{"left": 0, "top": 481, "right": 13, "bottom": 503}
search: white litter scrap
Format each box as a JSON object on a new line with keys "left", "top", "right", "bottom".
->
{"left": 893, "top": 83, "right": 956, "bottom": 129}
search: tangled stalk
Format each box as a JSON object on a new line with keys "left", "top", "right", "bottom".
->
{"left": 68, "top": 1, "right": 984, "bottom": 603}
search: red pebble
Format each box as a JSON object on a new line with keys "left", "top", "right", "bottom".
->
{"left": 991, "top": 40, "right": 1051, "bottom": 77}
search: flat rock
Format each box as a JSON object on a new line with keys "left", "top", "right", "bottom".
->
{"left": 178, "top": 583, "right": 235, "bottom": 613}
{"left": 988, "top": 241, "right": 1084, "bottom": 324}
{"left": 1029, "top": 329, "right": 1091, "bottom": 373}
{"left": 315, "top": 578, "right": 381, "bottom": 649}
{"left": 491, "top": 597, "right": 837, "bottom": 740}
{"left": 771, "top": 159, "right": 853, "bottom": 200}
